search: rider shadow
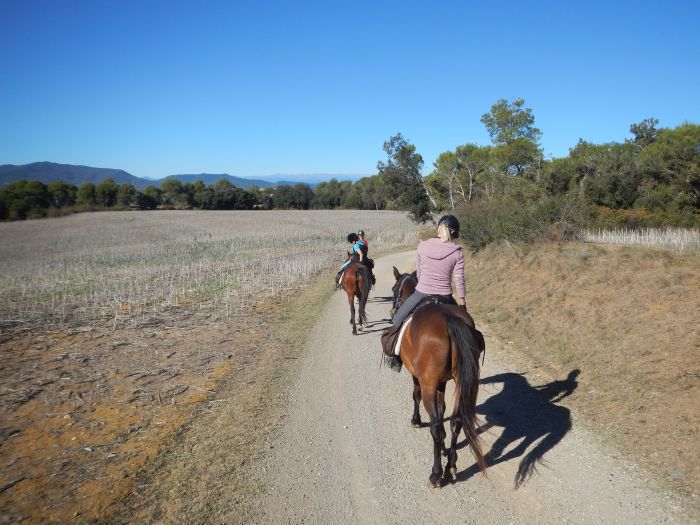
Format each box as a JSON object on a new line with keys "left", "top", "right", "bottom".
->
{"left": 455, "top": 369, "right": 579, "bottom": 488}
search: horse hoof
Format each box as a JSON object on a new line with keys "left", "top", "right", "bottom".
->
{"left": 411, "top": 419, "right": 421, "bottom": 428}
{"left": 352, "top": 330, "right": 357, "bottom": 335}
{"left": 429, "top": 475, "right": 443, "bottom": 489}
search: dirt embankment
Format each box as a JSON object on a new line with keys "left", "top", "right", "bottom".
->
{"left": 465, "top": 241, "right": 700, "bottom": 507}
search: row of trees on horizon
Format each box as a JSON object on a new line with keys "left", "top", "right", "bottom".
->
{"left": 2, "top": 98, "right": 698, "bottom": 232}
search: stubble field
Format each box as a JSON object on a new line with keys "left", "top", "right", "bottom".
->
{"left": 0, "top": 210, "right": 418, "bottom": 522}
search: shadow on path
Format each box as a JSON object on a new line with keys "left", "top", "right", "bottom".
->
{"left": 366, "top": 295, "right": 393, "bottom": 304}
{"left": 456, "top": 369, "right": 579, "bottom": 488}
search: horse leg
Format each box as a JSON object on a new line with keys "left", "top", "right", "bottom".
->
{"left": 445, "top": 405, "right": 463, "bottom": 482}
{"left": 355, "top": 289, "right": 363, "bottom": 331}
{"left": 422, "top": 388, "right": 444, "bottom": 488}
{"left": 348, "top": 295, "right": 357, "bottom": 335}
{"left": 436, "top": 382, "right": 447, "bottom": 456}
{"left": 411, "top": 376, "right": 422, "bottom": 427}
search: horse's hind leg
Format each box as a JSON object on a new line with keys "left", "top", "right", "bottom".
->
{"left": 436, "top": 382, "right": 447, "bottom": 455}
{"left": 355, "top": 289, "right": 363, "bottom": 331}
{"left": 422, "top": 388, "right": 444, "bottom": 488}
{"left": 445, "top": 406, "right": 463, "bottom": 482}
{"left": 411, "top": 376, "right": 422, "bottom": 427}
{"left": 348, "top": 296, "right": 357, "bottom": 335}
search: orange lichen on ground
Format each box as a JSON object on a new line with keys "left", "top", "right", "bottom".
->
{"left": 0, "top": 309, "right": 263, "bottom": 523}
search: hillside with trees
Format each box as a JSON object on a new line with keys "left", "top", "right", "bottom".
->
{"left": 2, "top": 99, "right": 698, "bottom": 234}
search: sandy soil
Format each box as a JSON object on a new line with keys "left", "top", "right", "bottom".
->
{"left": 253, "top": 251, "right": 691, "bottom": 524}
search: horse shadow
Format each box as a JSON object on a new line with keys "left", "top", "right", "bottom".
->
{"left": 367, "top": 295, "right": 393, "bottom": 304}
{"left": 455, "top": 369, "right": 579, "bottom": 488}
{"left": 358, "top": 316, "right": 393, "bottom": 334}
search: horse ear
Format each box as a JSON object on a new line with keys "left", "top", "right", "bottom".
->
{"left": 393, "top": 266, "right": 400, "bottom": 279}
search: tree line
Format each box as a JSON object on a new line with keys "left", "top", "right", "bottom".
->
{"left": 0, "top": 178, "right": 261, "bottom": 220}
{"left": 2, "top": 99, "right": 698, "bottom": 233}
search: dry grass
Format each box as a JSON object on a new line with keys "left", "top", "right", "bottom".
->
{"left": 583, "top": 227, "right": 700, "bottom": 253}
{"left": 0, "top": 210, "right": 417, "bottom": 329}
{"left": 466, "top": 241, "right": 700, "bottom": 512}
{"left": 113, "top": 268, "right": 338, "bottom": 524}
{"left": 0, "top": 210, "right": 419, "bottom": 523}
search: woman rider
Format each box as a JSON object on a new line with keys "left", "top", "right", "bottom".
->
{"left": 383, "top": 214, "right": 466, "bottom": 371}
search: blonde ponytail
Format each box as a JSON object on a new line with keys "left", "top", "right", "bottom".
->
{"left": 437, "top": 222, "right": 451, "bottom": 243}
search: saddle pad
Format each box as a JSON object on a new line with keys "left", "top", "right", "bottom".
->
{"left": 395, "top": 317, "right": 413, "bottom": 356}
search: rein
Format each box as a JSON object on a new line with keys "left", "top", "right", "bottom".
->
{"left": 393, "top": 273, "right": 417, "bottom": 311}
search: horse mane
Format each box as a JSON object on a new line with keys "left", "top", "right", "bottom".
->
{"left": 392, "top": 272, "right": 418, "bottom": 313}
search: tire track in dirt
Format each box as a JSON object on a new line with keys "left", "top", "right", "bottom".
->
{"left": 253, "top": 251, "right": 690, "bottom": 524}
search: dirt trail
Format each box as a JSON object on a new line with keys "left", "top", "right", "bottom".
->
{"left": 254, "top": 251, "right": 690, "bottom": 524}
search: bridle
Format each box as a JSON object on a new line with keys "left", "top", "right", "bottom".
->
{"left": 392, "top": 273, "right": 417, "bottom": 313}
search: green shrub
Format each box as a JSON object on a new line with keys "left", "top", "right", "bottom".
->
{"left": 455, "top": 195, "right": 591, "bottom": 250}
{"left": 590, "top": 206, "right": 699, "bottom": 229}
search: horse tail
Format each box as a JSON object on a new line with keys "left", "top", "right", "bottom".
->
{"left": 446, "top": 315, "right": 486, "bottom": 473}
{"left": 356, "top": 266, "right": 371, "bottom": 325}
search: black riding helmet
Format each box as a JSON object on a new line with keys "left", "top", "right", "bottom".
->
{"left": 438, "top": 214, "right": 460, "bottom": 238}
{"left": 357, "top": 229, "right": 365, "bottom": 236}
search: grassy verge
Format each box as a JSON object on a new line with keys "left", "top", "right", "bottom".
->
{"left": 466, "top": 241, "right": 699, "bottom": 514}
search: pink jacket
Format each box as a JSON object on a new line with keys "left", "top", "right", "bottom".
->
{"left": 415, "top": 237, "right": 466, "bottom": 299}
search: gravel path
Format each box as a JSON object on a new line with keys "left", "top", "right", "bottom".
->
{"left": 256, "top": 251, "right": 690, "bottom": 524}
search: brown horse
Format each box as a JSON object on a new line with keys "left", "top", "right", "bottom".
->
{"left": 390, "top": 266, "right": 417, "bottom": 319}
{"left": 397, "top": 302, "right": 487, "bottom": 487}
{"left": 339, "top": 262, "right": 372, "bottom": 335}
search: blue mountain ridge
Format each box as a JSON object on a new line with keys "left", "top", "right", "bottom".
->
{"left": 0, "top": 162, "right": 368, "bottom": 189}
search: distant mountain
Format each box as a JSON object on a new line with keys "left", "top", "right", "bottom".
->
{"left": 0, "top": 162, "right": 145, "bottom": 187}
{"left": 0, "top": 162, "right": 364, "bottom": 190}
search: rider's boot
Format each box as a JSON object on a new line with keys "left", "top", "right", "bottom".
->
{"left": 334, "top": 271, "right": 342, "bottom": 289}
{"left": 381, "top": 323, "right": 403, "bottom": 372}
{"left": 384, "top": 354, "right": 402, "bottom": 372}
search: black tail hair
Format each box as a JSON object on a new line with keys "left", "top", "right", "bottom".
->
{"left": 445, "top": 315, "right": 486, "bottom": 473}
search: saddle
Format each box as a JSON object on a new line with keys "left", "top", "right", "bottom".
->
{"left": 381, "top": 294, "right": 457, "bottom": 357}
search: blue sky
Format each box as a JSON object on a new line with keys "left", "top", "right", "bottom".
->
{"left": 1, "top": 0, "right": 698, "bottom": 181}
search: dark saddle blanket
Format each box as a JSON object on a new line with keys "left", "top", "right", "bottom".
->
{"left": 381, "top": 294, "right": 456, "bottom": 357}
